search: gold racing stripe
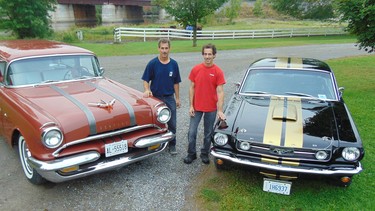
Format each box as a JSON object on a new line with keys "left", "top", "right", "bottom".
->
{"left": 290, "top": 57, "right": 303, "bottom": 69}
{"left": 263, "top": 96, "right": 284, "bottom": 146}
{"left": 284, "top": 98, "right": 303, "bottom": 148}
{"left": 275, "top": 57, "right": 288, "bottom": 68}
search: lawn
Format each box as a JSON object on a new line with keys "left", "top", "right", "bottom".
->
{"left": 74, "top": 35, "right": 356, "bottom": 57}
{"left": 196, "top": 55, "right": 375, "bottom": 210}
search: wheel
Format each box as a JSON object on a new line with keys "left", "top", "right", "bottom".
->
{"left": 17, "top": 134, "right": 46, "bottom": 185}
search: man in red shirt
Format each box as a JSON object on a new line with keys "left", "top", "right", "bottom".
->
{"left": 184, "top": 43, "right": 226, "bottom": 164}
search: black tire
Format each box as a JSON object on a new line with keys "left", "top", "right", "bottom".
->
{"left": 18, "top": 134, "right": 46, "bottom": 185}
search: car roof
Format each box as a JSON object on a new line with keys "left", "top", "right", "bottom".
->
{"left": 0, "top": 40, "right": 94, "bottom": 62}
{"left": 249, "top": 57, "right": 332, "bottom": 72}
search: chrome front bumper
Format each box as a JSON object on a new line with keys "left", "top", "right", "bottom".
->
{"left": 28, "top": 131, "right": 174, "bottom": 183}
{"left": 211, "top": 149, "right": 363, "bottom": 176}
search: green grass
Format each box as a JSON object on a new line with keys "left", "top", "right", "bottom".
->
{"left": 197, "top": 55, "right": 375, "bottom": 210}
{"left": 73, "top": 35, "right": 356, "bottom": 57}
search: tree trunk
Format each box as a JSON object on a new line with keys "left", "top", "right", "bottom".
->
{"left": 193, "top": 22, "right": 197, "bottom": 47}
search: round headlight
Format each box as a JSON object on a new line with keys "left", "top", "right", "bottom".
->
{"left": 42, "top": 128, "right": 63, "bottom": 149}
{"left": 315, "top": 150, "right": 328, "bottom": 160}
{"left": 157, "top": 107, "right": 171, "bottom": 124}
{"left": 213, "top": 133, "right": 228, "bottom": 146}
{"left": 239, "top": 141, "right": 251, "bottom": 151}
{"left": 342, "top": 147, "right": 360, "bottom": 161}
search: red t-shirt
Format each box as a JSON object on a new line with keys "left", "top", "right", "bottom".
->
{"left": 189, "top": 63, "right": 226, "bottom": 112}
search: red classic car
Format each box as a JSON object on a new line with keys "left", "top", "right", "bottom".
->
{"left": 0, "top": 40, "right": 174, "bottom": 184}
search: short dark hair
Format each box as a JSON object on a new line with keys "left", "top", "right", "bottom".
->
{"left": 202, "top": 43, "right": 217, "bottom": 55}
{"left": 158, "top": 38, "right": 170, "bottom": 48}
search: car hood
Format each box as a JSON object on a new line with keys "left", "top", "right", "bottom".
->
{"left": 12, "top": 78, "right": 156, "bottom": 140}
{"left": 228, "top": 95, "right": 346, "bottom": 149}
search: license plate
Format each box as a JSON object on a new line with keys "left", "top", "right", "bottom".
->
{"left": 263, "top": 178, "right": 292, "bottom": 195}
{"left": 105, "top": 140, "right": 128, "bottom": 157}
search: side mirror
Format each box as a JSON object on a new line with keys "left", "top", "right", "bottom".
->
{"left": 234, "top": 82, "right": 241, "bottom": 93}
{"left": 339, "top": 87, "right": 345, "bottom": 98}
{"left": 98, "top": 67, "right": 105, "bottom": 76}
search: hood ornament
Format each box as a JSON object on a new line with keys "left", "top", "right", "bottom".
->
{"left": 88, "top": 99, "right": 116, "bottom": 109}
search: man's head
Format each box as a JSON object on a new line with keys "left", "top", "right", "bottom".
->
{"left": 158, "top": 38, "right": 171, "bottom": 60}
{"left": 201, "top": 43, "right": 217, "bottom": 55}
{"left": 202, "top": 43, "right": 217, "bottom": 67}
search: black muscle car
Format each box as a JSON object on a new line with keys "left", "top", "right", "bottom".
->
{"left": 211, "top": 57, "right": 364, "bottom": 194}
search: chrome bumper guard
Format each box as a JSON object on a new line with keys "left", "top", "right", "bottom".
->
{"left": 28, "top": 131, "right": 174, "bottom": 183}
{"left": 210, "top": 149, "right": 363, "bottom": 176}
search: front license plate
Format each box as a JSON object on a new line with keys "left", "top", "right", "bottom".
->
{"left": 105, "top": 140, "right": 128, "bottom": 157}
{"left": 263, "top": 178, "right": 292, "bottom": 195}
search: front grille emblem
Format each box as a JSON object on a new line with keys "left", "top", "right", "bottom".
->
{"left": 270, "top": 147, "right": 294, "bottom": 155}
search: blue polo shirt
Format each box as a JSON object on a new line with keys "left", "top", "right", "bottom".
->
{"left": 142, "top": 57, "right": 181, "bottom": 96}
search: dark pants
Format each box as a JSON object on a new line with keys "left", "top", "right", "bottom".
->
{"left": 187, "top": 111, "right": 217, "bottom": 156}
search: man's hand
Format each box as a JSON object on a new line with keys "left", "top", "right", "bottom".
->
{"left": 143, "top": 90, "right": 152, "bottom": 98}
{"left": 217, "top": 111, "right": 226, "bottom": 121}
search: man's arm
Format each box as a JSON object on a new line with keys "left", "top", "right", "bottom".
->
{"left": 216, "top": 84, "right": 226, "bottom": 120}
{"left": 189, "top": 81, "right": 195, "bottom": 116}
{"left": 174, "top": 83, "right": 181, "bottom": 108}
{"left": 143, "top": 80, "right": 152, "bottom": 97}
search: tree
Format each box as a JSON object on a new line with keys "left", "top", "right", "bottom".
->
{"left": 268, "top": 0, "right": 336, "bottom": 20}
{"left": 336, "top": 0, "right": 375, "bottom": 53}
{"left": 153, "top": 0, "right": 228, "bottom": 47}
{"left": 224, "top": 0, "right": 242, "bottom": 24}
{"left": 0, "top": 0, "right": 56, "bottom": 39}
{"left": 253, "top": 0, "right": 264, "bottom": 17}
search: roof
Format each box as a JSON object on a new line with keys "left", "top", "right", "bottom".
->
{"left": 249, "top": 57, "right": 332, "bottom": 72}
{"left": 0, "top": 40, "right": 94, "bottom": 62}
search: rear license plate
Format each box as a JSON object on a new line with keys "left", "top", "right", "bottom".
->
{"left": 263, "top": 178, "right": 292, "bottom": 195}
{"left": 105, "top": 140, "right": 128, "bottom": 157}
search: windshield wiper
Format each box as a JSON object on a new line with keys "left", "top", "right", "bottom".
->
{"left": 243, "top": 91, "right": 270, "bottom": 94}
{"left": 41, "top": 80, "right": 58, "bottom": 84}
{"left": 285, "top": 92, "right": 315, "bottom": 98}
{"left": 78, "top": 75, "right": 94, "bottom": 79}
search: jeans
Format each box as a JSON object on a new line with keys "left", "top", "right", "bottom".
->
{"left": 187, "top": 111, "right": 217, "bottom": 156}
{"left": 155, "top": 95, "right": 176, "bottom": 146}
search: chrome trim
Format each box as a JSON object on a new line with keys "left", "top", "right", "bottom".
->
{"left": 40, "top": 122, "right": 57, "bottom": 129}
{"left": 41, "top": 127, "right": 64, "bottom": 149}
{"left": 28, "top": 151, "right": 100, "bottom": 171}
{"left": 211, "top": 150, "right": 362, "bottom": 176}
{"left": 135, "top": 131, "right": 175, "bottom": 148}
{"left": 52, "top": 124, "right": 160, "bottom": 157}
{"left": 28, "top": 142, "right": 169, "bottom": 183}
{"left": 156, "top": 106, "right": 171, "bottom": 124}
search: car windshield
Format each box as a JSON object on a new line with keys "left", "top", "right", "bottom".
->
{"left": 239, "top": 69, "right": 336, "bottom": 100}
{"left": 7, "top": 55, "right": 100, "bottom": 86}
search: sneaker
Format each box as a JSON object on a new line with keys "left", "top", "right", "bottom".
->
{"left": 183, "top": 154, "right": 197, "bottom": 164}
{"left": 169, "top": 145, "right": 177, "bottom": 155}
{"left": 200, "top": 153, "right": 210, "bottom": 164}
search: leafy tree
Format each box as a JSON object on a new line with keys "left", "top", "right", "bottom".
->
{"left": 336, "top": 0, "right": 375, "bottom": 53}
{"left": 253, "top": 0, "right": 264, "bottom": 17}
{"left": 153, "top": 0, "right": 228, "bottom": 47}
{"left": 224, "top": 0, "right": 242, "bottom": 24}
{"left": 268, "top": 0, "right": 335, "bottom": 20}
{"left": 0, "top": 0, "right": 56, "bottom": 39}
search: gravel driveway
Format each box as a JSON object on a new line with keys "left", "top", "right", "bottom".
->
{"left": 0, "top": 43, "right": 369, "bottom": 211}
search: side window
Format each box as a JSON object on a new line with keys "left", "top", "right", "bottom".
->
{"left": 0, "top": 61, "right": 6, "bottom": 83}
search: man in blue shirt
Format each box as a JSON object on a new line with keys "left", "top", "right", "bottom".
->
{"left": 142, "top": 38, "right": 181, "bottom": 155}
